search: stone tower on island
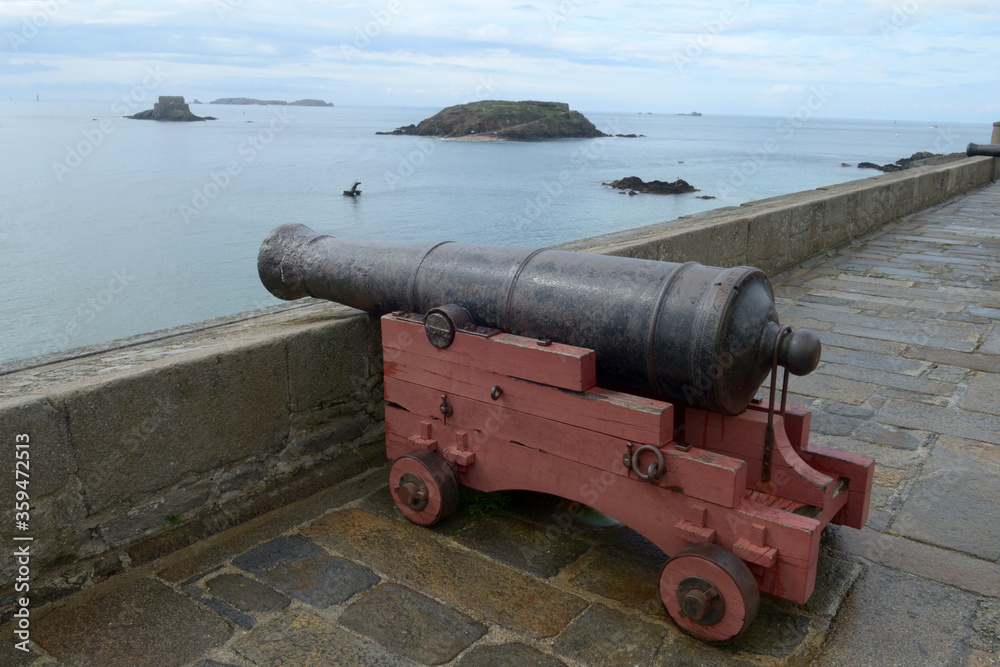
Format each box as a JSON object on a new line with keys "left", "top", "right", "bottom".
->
{"left": 151, "top": 96, "right": 190, "bottom": 118}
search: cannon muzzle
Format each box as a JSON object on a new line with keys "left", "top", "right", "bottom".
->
{"left": 967, "top": 143, "right": 1000, "bottom": 158}
{"left": 259, "top": 223, "right": 821, "bottom": 415}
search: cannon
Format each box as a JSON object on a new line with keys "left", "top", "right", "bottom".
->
{"left": 259, "top": 223, "right": 822, "bottom": 415}
{"left": 259, "top": 223, "right": 874, "bottom": 644}
{"left": 967, "top": 143, "right": 1000, "bottom": 158}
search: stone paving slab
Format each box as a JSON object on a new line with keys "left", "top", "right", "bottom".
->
{"left": 983, "top": 326, "right": 1000, "bottom": 356}
{"left": 230, "top": 610, "right": 412, "bottom": 666}
{"left": 821, "top": 345, "right": 931, "bottom": 375}
{"left": 832, "top": 324, "right": 980, "bottom": 352}
{"left": 893, "top": 436, "right": 1000, "bottom": 561}
{"left": 961, "top": 371, "right": 1000, "bottom": 417}
{"left": 903, "top": 343, "right": 1000, "bottom": 374}
{"left": 877, "top": 398, "right": 1000, "bottom": 446}
{"left": 32, "top": 578, "right": 233, "bottom": 667}
{"left": 204, "top": 573, "right": 290, "bottom": 613}
{"left": 551, "top": 604, "right": 666, "bottom": 665}
{"left": 796, "top": 329, "right": 910, "bottom": 356}
{"left": 817, "top": 360, "right": 955, "bottom": 398}
{"left": 339, "top": 583, "right": 487, "bottom": 664}
{"left": 852, "top": 420, "right": 926, "bottom": 451}
{"left": 455, "top": 642, "right": 566, "bottom": 667}
{"left": 817, "top": 565, "right": 979, "bottom": 666}
{"left": 770, "top": 371, "right": 878, "bottom": 405}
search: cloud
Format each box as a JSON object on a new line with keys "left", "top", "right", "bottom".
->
{"left": 1, "top": 0, "right": 997, "bottom": 121}
{"left": 1, "top": 58, "right": 58, "bottom": 74}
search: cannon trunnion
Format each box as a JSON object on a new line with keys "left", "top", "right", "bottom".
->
{"left": 258, "top": 224, "right": 874, "bottom": 644}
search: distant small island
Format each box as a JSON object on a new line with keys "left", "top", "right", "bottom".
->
{"left": 210, "top": 97, "right": 334, "bottom": 107}
{"left": 603, "top": 176, "right": 699, "bottom": 195}
{"left": 677, "top": 112, "right": 702, "bottom": 117}
{"left": 128, "top": 96, "right": 215, "bottom": 122}
{"left": 377, "top": 100, "right": 606, "bottom": 141}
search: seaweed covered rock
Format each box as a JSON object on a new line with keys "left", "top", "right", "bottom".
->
{"left": 603, "top": 176, "right": 698, "bottom": 195}
{"left": 858, "top": 151, "right": 942, "bottom": 172}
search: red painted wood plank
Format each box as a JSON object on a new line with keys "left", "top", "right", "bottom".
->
{"left": 384, "top": 357, "right": 671, "bottom": 445}
{"left": 802, "top": 442, "right": 874, "bottom": 530}
{"left": 686, "top": 408, "right": 835, "bottom": 509}
{"left": 728, "top": 509, "right": 816, "bottom": 573}
{"left": 747, "top": 402, "right": 873, "bottom": 530}
{"left": 382, "top": 315, "right": 596, "bottom": 391}
{"left": 384, "top": 378, "right": 746, "bottom": 508}
{"left": 757, "top": 555, "right": 815, "bottom": 604}
{"left": 746, "top": 401, "right": 812, "bottom": 451}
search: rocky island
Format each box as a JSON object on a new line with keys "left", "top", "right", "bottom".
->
{"left": 128, "top": 96, "right": 214, "bottom": 121}
{"left": 857, "top": 151, "right": 946, "bottom": 172}
{"left": 210, "top": 98, "right": 334, "bottom": 106}
{"left": 377, "top": 100, "right": 607, "bottom": 140}
{"left": 603, "top": 176, "right": 698, "bottom": 195}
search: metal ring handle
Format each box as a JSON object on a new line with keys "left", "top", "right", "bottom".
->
{"left": 631, "top": 445, "right": 665, "bottom": 483}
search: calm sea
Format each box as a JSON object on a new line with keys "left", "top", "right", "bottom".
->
{"left": 0, "top": 101, "right": 990, "bottom": 365}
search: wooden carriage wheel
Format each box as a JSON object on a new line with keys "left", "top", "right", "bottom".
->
{"left": 659, "top": 543, "right": 760, "bottom": 644}
{"left": 389, "top": 450, "right": 459, "bottom": 526}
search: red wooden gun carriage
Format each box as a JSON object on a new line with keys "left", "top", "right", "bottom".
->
{"left": 259, "top": 223, "right": 874, "bottom": 644}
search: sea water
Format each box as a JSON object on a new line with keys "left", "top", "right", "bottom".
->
{"left": 0, "top": 101, "right": 989, "bottom": 364}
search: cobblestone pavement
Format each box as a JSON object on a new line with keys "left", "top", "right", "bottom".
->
{"left": 6, "top": 181, "right": 1000, "bottom": 666}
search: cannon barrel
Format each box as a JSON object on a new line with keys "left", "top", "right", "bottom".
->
{"left": 967, "top": 143, "right": 1000, "bottom": 158}
{"left": 259, "top": 223, "right": 821, "bottom": 415}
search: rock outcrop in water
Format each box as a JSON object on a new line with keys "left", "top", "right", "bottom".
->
{"left": 858, "top": 151, "right": 943, "bottom": 172}
{"left": 603, "top": 176, "right": 698, "bottom": 195}
{"left": 128, "top": 96, "right": 214, "bottom": 121}
{"left": 376, "top": 100, "right": 607, "bottom": 140}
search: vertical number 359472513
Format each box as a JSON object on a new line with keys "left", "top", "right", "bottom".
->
{"left": 15, "top": 434, "right": 30, "bottom": 524}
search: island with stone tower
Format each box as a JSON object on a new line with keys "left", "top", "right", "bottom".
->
{"left": 128, "top": 96, "right": 215, "bottom": 121}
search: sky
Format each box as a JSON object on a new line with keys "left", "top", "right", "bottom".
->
{"left": 2, "top": 0, "right": 998, "bottom": 122}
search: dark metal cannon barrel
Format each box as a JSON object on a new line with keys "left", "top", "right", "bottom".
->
{"left": 259, "top": 223, "right": 820, "bottom": 415}
{"left": 967, "top": 143, "right": 1000, "bottom": 158}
